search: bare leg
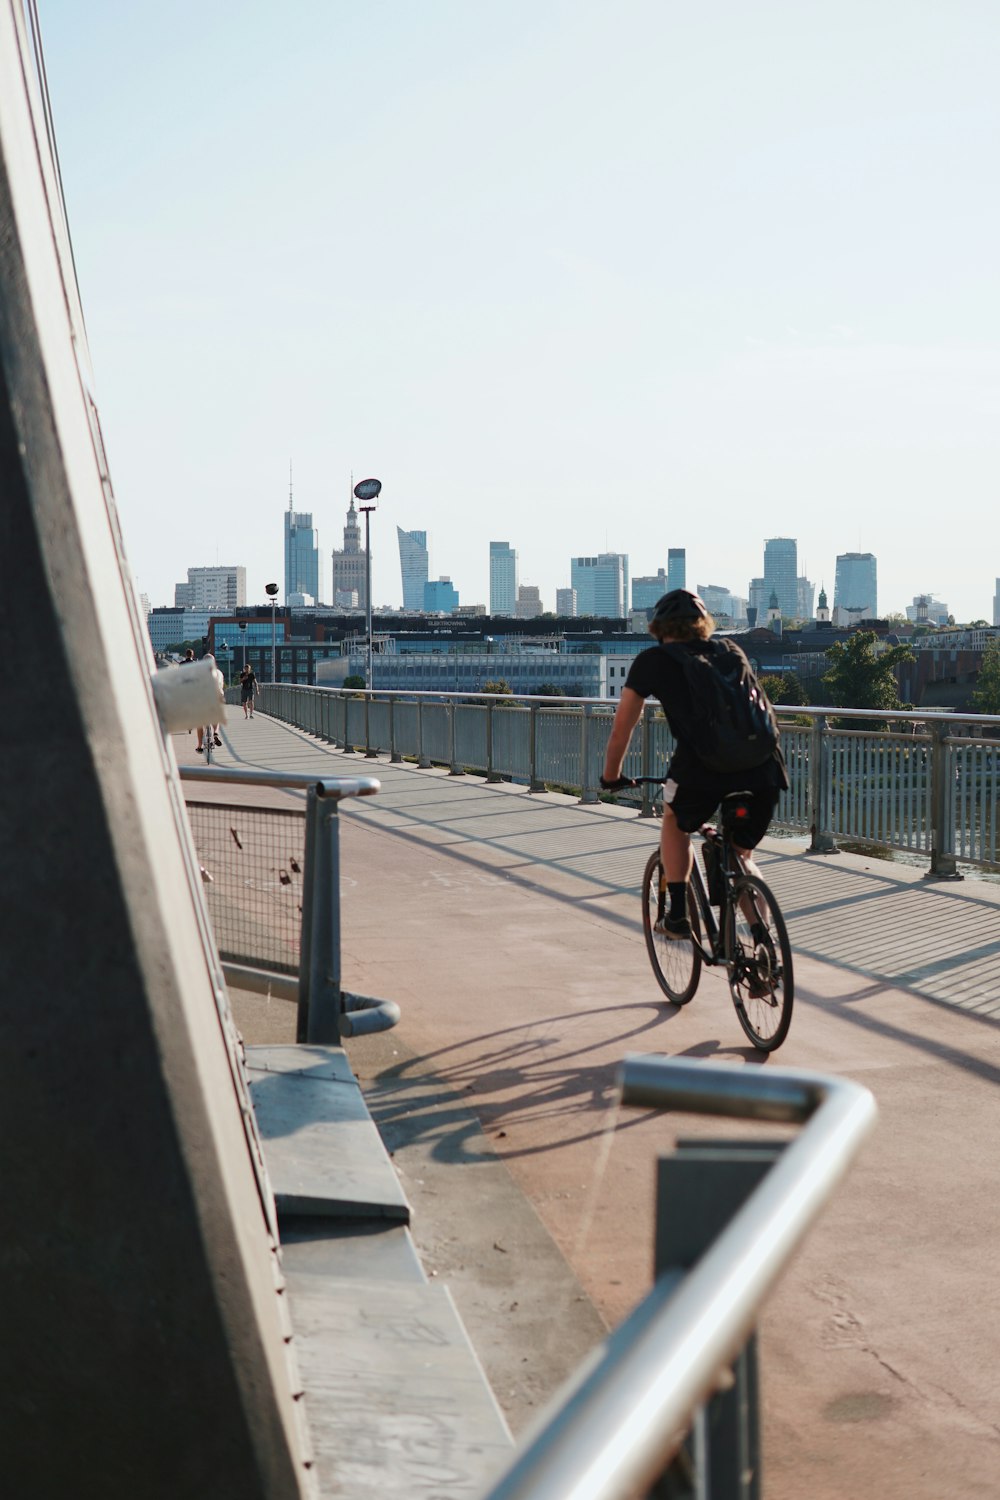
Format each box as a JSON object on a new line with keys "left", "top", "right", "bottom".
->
{"left": 659, "top": 805, "right": 693, "bottom": 882}
{"left": 733, "top": 844, "right": 768, "bottom": 925}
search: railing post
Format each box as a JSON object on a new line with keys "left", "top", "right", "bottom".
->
{"left": 449, "top": 694, "right": 465, "bottom": 776}
{"left": 486, "top": 699, "right": 503, "bottom": 783}
{"left": 639, "top": 702, "right": 657, "bottom": 818}
{"left": 365, "top": 691, "right": 378, "bottom": 758}
{"left": 579, "top": 703, "right": 598, "bottom": 804}
{"left": 417, "top": 696, "right": 431, "bottom": 769}
{"left": 342, "top": 693, "right": 355, "bottom": 753}
{"left": 529, "top": 702, "right": 545, "bottom": 793}
{"left": 652, "top": 1139, "right": 778, "bottom": 1500}
{"left": 807, "top": 714, "right": 837, "bottom": 853}
{"left": 926, "top": 720, "right": 962, "bottom": 880}
{"left": 389, "top": 695, "right": 401, "bottom": 762}
{"left": 296, "top": 787, "right": 342, "bottom": 1045}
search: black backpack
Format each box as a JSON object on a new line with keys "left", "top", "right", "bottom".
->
{"left": 661, "top": 640, "right": 779, "bottom": 773}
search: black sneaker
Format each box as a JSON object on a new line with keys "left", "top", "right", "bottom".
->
{"left": 654, "top": 913, "right": 691, "bottom": 940}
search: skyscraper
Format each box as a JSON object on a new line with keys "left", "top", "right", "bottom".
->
{"left": 284, "top": 506, "right": 320, "bottom": 604}
{"left": 667, "top": 549, "right": 686, "bottom": 590}
{"left": 556, "top": 587, "right": 576, "bottom": 617}
{"left": 174, "top": 566, "right": 246, "bottom": 610}
{"left": 571, "top": 554, "right": 628, "bottom": 618}
{"left": 834, "top": 553, "right": 877, "bottom": 619}
{"left": 331, "top": 499, "right": 368, "bottom": 611}
{"left": 397, "top": 527, "right": 429, "bottom": 612}
{"left": 632, "top": 570, "right": 668, "bottom": 610}
{"left": 797, "top": 576, "right": 815, "bottom": 620}
{"left": 489, "top": 542, "right": 518, "bottom": 616}
{"left": 762, "top": 538, "right": 798, "bottom": 620}
{"left": 994, "top": 578, "right": 1000, "bottom": 627}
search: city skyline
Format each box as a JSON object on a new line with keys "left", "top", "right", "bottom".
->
{"left": 171, "top": 508, "right": 990, "bottom": 623}
{"left": 40, "top": 4, "right": 999, "bottom": 626}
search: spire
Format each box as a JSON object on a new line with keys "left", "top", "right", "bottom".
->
{"left": 288, "top": 459, "right": 293, "bottom": 512}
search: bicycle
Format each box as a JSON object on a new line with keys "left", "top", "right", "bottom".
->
{"left": 608, "top": 777, "right": 794, "bottom": 1051}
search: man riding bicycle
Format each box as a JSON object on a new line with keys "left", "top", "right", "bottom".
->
{"left": 601, "top": 589, "right": 788, "bottom": 939}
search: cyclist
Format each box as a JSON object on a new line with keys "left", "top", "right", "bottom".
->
{"left": 601, "top": 589, "right": 787, "bottom": 938}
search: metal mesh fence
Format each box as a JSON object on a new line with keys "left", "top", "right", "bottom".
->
{"left": 186, "top": 800, "right": 306, "bottom": 974}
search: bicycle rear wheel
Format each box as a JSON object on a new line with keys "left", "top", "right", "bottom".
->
{"left": 725, "top": 874, "right": 793, "bottom": 1051}
{"left": 642, "top": 850, "right": 702, "bottom": 1006}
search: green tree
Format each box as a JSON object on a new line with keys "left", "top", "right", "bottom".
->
{"left": 758, "top": 672, "right": 807, "bottom": 707}
{"left": 971, "top": 640, "right": 1000, "bottom": 715}
{"left": 482, "top": 678, "right": 513, "bottom": 696}
{"left": 534, "top": 682, "right": 566, "bottom": 696}
{"left": 343, "top": 674, "right": 365, "bottom": 690}
{"left": 822, "top": 631, "right": 914, "bottom": 716}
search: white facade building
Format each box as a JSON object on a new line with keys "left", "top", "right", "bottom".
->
{"left": 174, "top": 566, "right": 246, "bottom": 611}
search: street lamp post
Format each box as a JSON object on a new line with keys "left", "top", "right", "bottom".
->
{"left": 239, "top": 620, "right": 247, "bottom": 672}
{"left": 265, "top": 583, "right": 279, "bottom": 682}
{"left": 353, "top": 478, "right": 382, "bottom": 690}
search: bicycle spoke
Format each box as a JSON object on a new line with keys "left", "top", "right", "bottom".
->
{"left": 725, "top": 873, "right": 793, "bottom": 1051}
{"left": 642, "top": 851, "right": 702, "bottom": 1006}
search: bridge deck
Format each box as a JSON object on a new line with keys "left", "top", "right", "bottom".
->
{"left": 183, "top": 711, "right": 1000, "bottom": 1500}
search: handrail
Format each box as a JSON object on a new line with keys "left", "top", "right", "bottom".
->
{"left": 179, "top": 764, "right": 381, "bottom": 798}
{"left": 480, "top": 1056, "right": 877, "bottom": 1500}
{"left": 265, "top": 681, "right": 1000, "bottom": 729}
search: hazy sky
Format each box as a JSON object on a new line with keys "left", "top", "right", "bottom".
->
{"left": 40, "top": 1, "right": 999, "bottom": 620}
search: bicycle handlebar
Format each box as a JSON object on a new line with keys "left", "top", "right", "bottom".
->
{"left": 599, "top": 775, "right": 665, "bottom": 791}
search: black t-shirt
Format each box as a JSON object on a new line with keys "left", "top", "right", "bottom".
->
{"left": 625, "top": 639, "right": 788, "bottom": 790}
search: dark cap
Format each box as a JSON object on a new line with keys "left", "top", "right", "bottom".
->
{"left": 651, "top": 589, "right": 709, "bottom": 623}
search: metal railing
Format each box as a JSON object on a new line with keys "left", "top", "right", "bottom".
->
{"left": 258, "top": 685, "right": 1000, "bottom": 876}
{"left": 180, "top": 765, "right": 399, "bottom": 1040}
{"left": 480, "top": 1056, "right": 877, "bottom": 1500}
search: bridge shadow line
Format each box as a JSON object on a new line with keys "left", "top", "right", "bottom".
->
{"left": 363, "top": 1003, "right": 769, "bottom": 1165}
{"left": 796, "top": 978, "right": 1000, "bottom": 1082}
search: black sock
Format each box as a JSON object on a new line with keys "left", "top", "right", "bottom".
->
{"left": 667, "top": 882, "right": 688, "bottom": 920}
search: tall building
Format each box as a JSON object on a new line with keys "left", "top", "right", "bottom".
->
{"left": 797, "top": 576, "right": 815, "bottom": 621}
{"left": 571, "top": 553, "right": 628, "bottom": 618}
{"left": 834, "top": 552, "right": 877, "bottom": 619}
{"left": 397, "top": 527, "right": 429, "bottom": 612}
{"left": 331, "top": 500, "right": 368, "bottom": 612}
{"left": 697, "top": 584, "right": 741, "bottom": 622}
{"left": 284, "top": 509, "right": 320, "bottom": 605}
{"left": 424, "top": 577, "right": 458, "bottom": 613}
{"left": 174, "top": 566, "right": 246, "bottom": 611}
{"left": 667, "top": 549, "right": 686, "bottom": 590}
{"left": 994, "top": 579, "right": 1000, "bottom": 627}
{"left": 905, "top": 594, "right": 949, "bottom": 626}
{"left": 489, "top": 542, "right": 518, "bottom": 616}
{"left": 632, "top": 570, "right": 668, "bottom": 610}
{"left": 747, "top": 577, "right": 769, "bottom": 622}
{"left": 556, "top": 587, "right": 576, "bottom": 617}
{"left": 762, "top": 538, "right": 798, "bottom": 619}
{"left": 515, "top": 585, "right": 543, "bottom": 619}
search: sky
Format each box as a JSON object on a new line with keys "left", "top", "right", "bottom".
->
{"left": 38, "top": 0, "right": 1000, "bottom": 621}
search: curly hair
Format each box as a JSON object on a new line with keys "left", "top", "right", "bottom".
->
{"left": 648, "top": 613, "right": 716, "bottom": 644}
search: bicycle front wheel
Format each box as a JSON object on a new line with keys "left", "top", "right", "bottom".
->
{"left": 725, "top": 874, "right": 793, "bottom": 1051}
{"left": 642, "top": 850, "right": 702, "bottom": 1006}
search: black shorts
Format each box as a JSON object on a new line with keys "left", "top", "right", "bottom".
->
{"left": 662, "top": 776, "right": 778, "bottom": 849}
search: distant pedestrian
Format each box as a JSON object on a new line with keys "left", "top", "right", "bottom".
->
{"left": 196, "top": 652, "right": 224, "bottom": 752}
{"left": 241, "top": 665, "right": 259, "bottom": 719}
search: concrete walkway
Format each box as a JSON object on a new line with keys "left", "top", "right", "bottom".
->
{"left": 183, "top": 711, "right": 1000, "bottom": 1499}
